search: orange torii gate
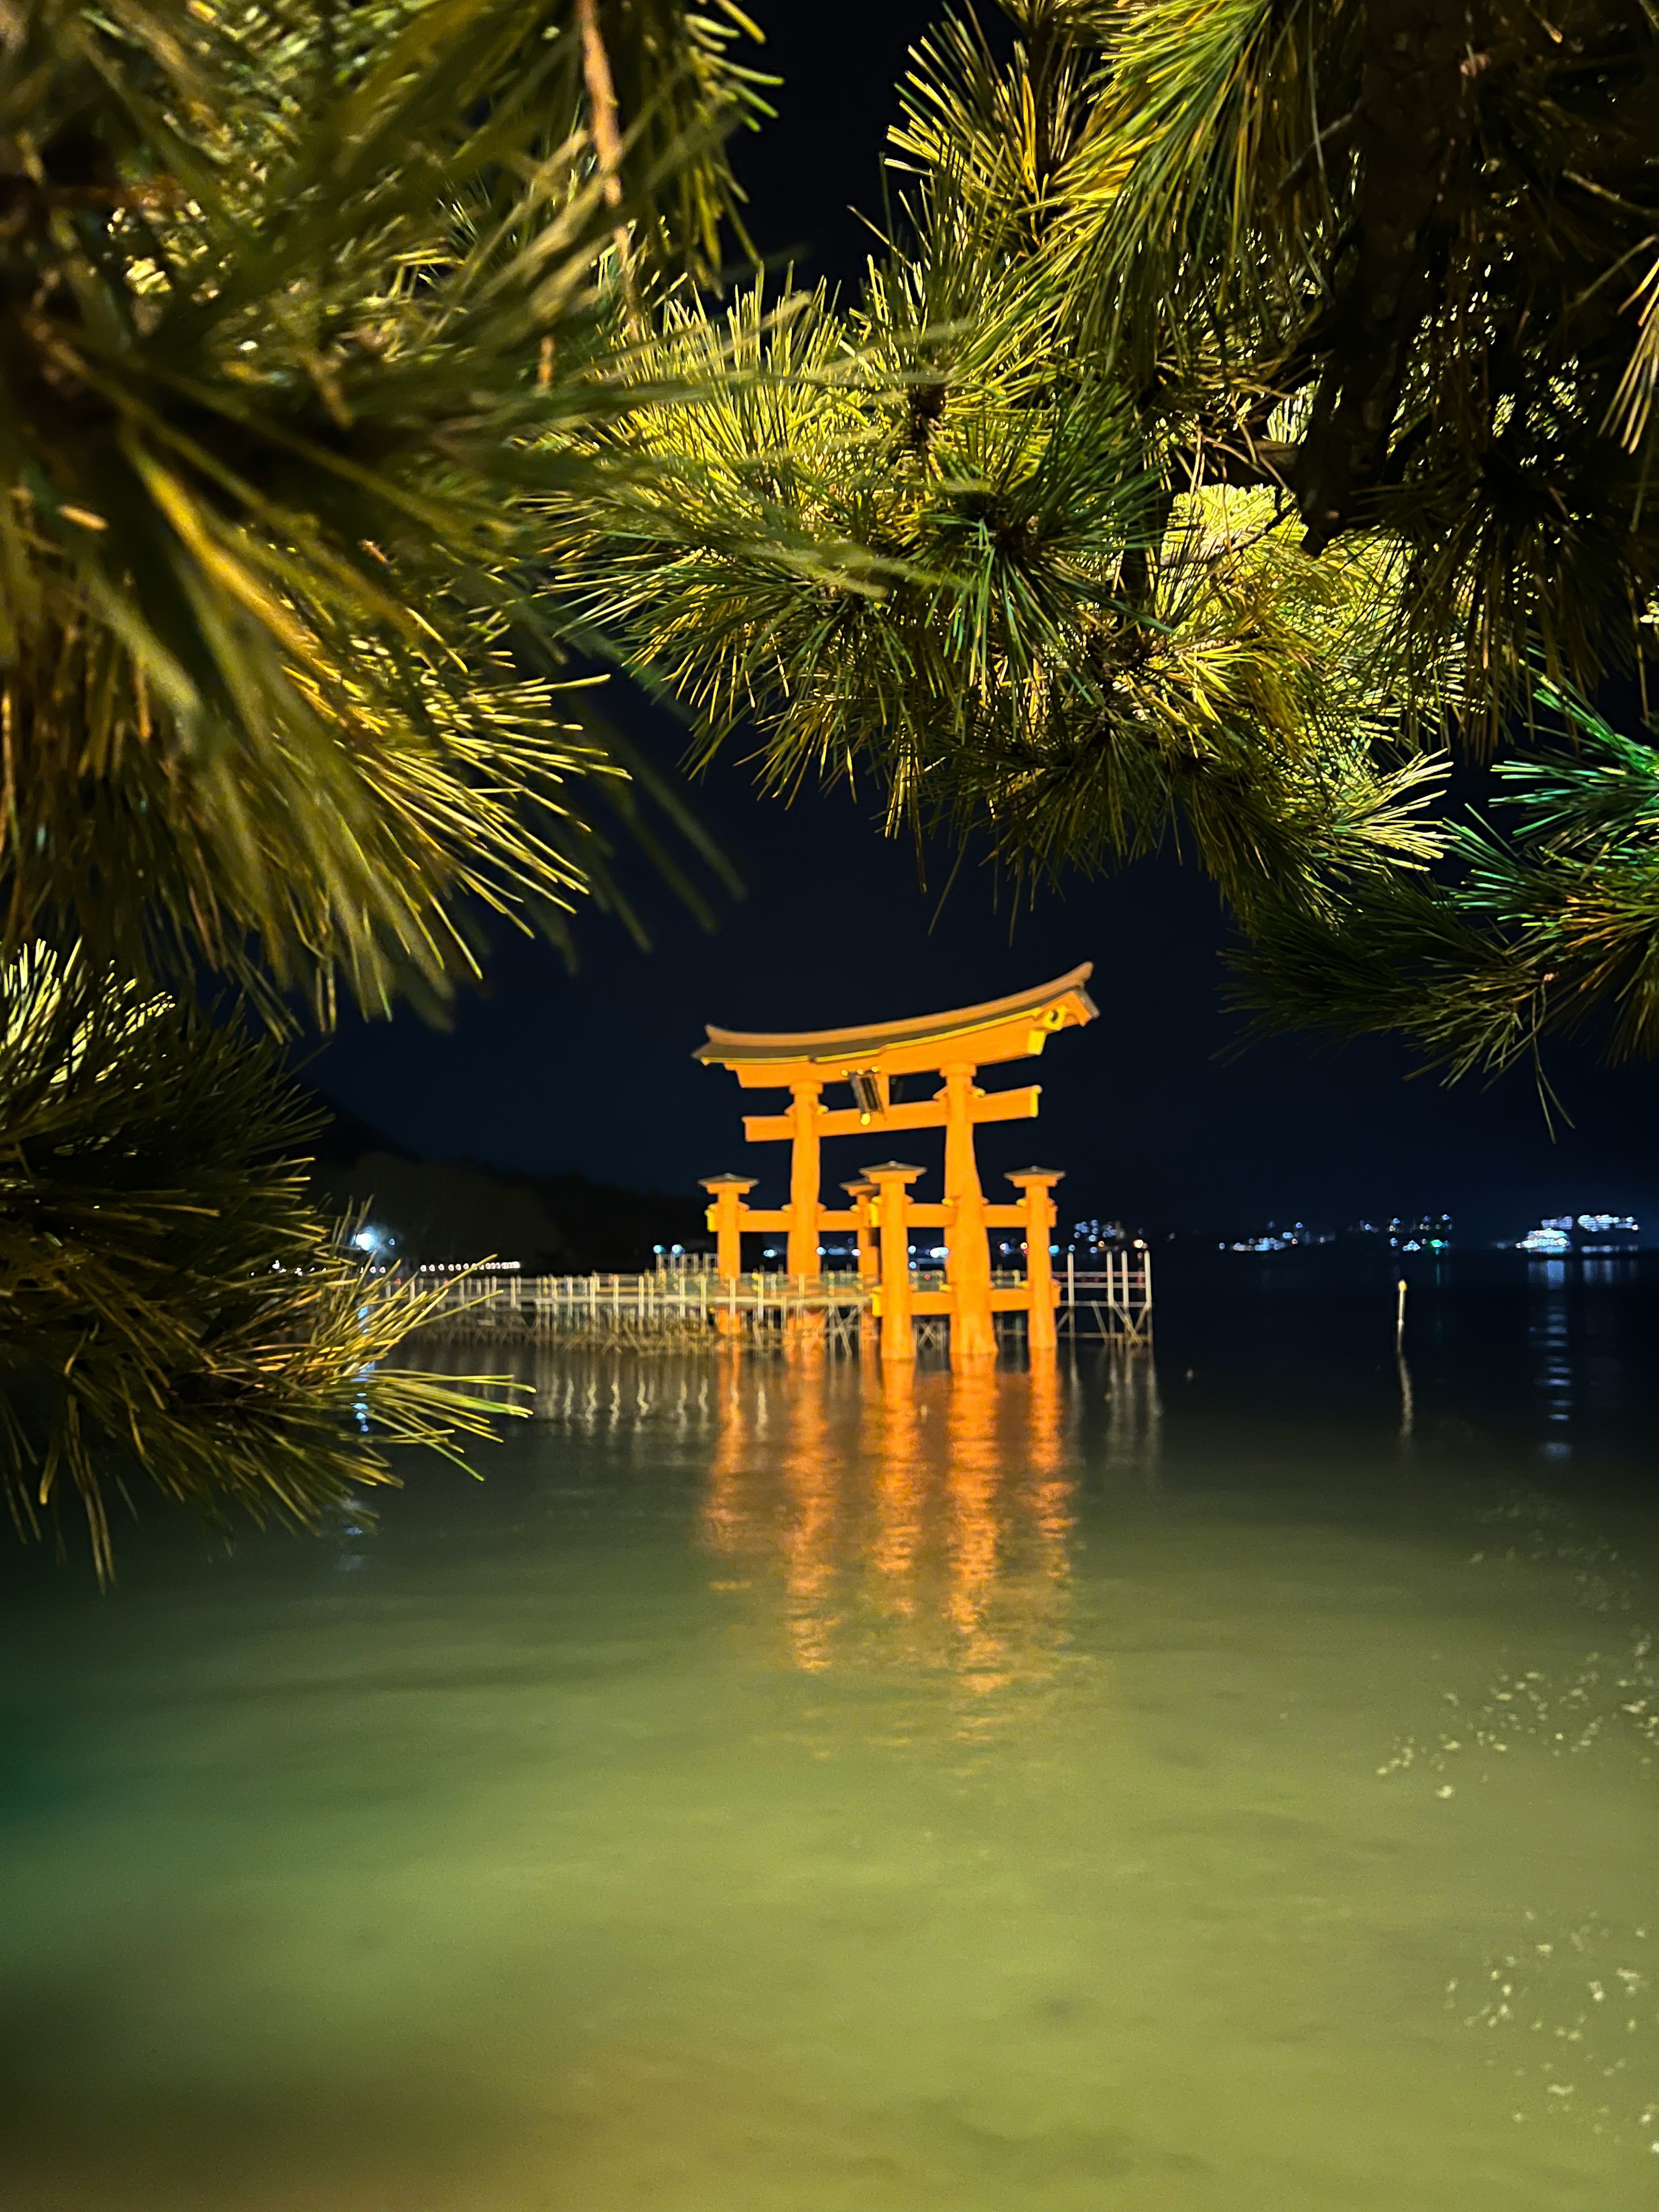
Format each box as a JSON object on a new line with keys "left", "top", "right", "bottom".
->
{"left": 696, "top": 963, "right": 1097, "bottom": 1362}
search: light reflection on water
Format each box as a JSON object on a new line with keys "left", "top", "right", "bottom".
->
{"left": 1531, "top": 1259, "right": 1575, "bottom": 1454}
{"left": 699, "top": 1355, "right": 1091, "bottom": 1697}
{"left": 0, "top": 1308, "right": 1656, "bottom": 2211}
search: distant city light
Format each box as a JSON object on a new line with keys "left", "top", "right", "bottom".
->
{"left": 1072, "top": 1217, "right": 1127, "bottom": 1249}
{"left": 351, "top": 1225, "right": 391, "bottom": 1254}
{"left": 1227, "top": 1220, "right": 1338, "bottom": 1252}
{"left": 1388, "top": 1214, "right": 1452, "bottom": 1250}
{"left": 1518, "top": 1212, "right": 1639, "bottom": 1254}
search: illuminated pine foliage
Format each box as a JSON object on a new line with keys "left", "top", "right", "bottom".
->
{"left": 1069, "top": 0, "right": 1659, "bottom": 733}
{"left": 557, "top": 0, "right": 1659, "bottom": 1074}
{"left": 0, "top": 0, "right": 766, "bottom": 1560}
{"left": 0, "top": 951, "right": 512, "bottom": 1580}
{"left": 1233, "top": 696, "right": 1659, "bottom": 1078}
{"left": 556, "top": 8, "right": 1463, "bottom": 925}
{"left": 1, "top": 0, "right": 762, "bottom": 1022}
{"left": 1063, "top": 0, "right": 1659, "bottom": 1072}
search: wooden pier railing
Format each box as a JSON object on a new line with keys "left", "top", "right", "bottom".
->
{"left": 1060, "top": 1249, "right": 1154, "bottom": 1347}
{"left": 407, "top": 1253, "right": 1151, "bottom": 1350}
{"left": 408, "top": 1269, "right": 865, "bottom": 1348}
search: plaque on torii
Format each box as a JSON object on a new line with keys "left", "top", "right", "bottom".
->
{"left": 696, "top": 963, "right": 1096, "bottom": 1361}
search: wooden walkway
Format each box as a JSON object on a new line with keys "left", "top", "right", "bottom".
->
{"left": 407, "top": 1253, "right": 1151, "bottom": 1351}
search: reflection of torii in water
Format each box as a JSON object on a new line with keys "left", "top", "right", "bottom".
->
{"left": 695, "top": 965, "right": 1096, "bottom": 1364}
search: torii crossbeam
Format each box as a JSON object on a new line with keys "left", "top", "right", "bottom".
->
{"left": 696, "top": 964, "right": 1096, "bottom": 1361}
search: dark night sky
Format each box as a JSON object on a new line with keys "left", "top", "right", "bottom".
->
{"left": 313, "top": 3, "right": 1659, "bottom": 1245}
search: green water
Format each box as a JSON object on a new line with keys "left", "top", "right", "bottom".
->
{"left": 3, "top": 1310, "right": 1658, "bottom": 2209}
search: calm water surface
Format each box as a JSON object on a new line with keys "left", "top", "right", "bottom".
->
{"left": 3, "top": 1254, "right": 1658, "bottom": 2210}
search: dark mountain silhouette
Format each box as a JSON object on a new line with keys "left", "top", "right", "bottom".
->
{"left": 305, "top": 1093, "right": 707, "bottom": 1270}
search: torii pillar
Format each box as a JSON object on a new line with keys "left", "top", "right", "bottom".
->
{"left": 786, "top": 1080, "right": 823, "bottom": 1280}
{"left": 866, "top": 1163, "right": 922, "bottom": 1363}
{"left": 700, "top": 1172, "right": 756, "bottom": 1337}
{"left": 941, "top": 1061, "right": 995, "bottom": 1357}
{"left": 843, "top": 1176, "right": 880, "bottom": 1351}
{"left": 1008, "top": 1169, "right": 1063, "bottom": 1354}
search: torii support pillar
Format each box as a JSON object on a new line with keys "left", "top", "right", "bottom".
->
{"left": 867, "top": 1163, "right": 922, "bottom": 1364}
{"left": 786, "top": 1080, "right": 823, "bottom": 1280}
{"left": 842, "top": 1177, "right": 879, "bottom": 1289}
{"left": 701, "top": 1173, "right": 756, "bottom": 1336}
{"left": 941, "top": 1060, "right": 995, "bottom": 1359}
{"left": 1008, "top": 1168, "right": 1064, "bottom": 1355}
{"left": 842, "top": 1176, "right": 880, "bottom": 1352}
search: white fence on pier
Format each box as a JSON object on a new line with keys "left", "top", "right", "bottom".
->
{"left": 409, "top": 1269, "right": 866, "bottom": 1348}
{"left": 407, "top": 1251, "right": 1152, "bottom": 1350}
{"left": 1060, "top": 1249, "right": 1154, "bottom": 1346}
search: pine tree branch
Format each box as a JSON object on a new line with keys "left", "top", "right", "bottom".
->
{"left": 1291, "top": 0, "right": 1473, "bottom": 549}
{"left": 0, "top": 949, "right": 523, "bottom": 1580}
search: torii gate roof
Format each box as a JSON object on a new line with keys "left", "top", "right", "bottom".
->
{"left": 695, "top": 962, "right": 1096, "bottom": 1084}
